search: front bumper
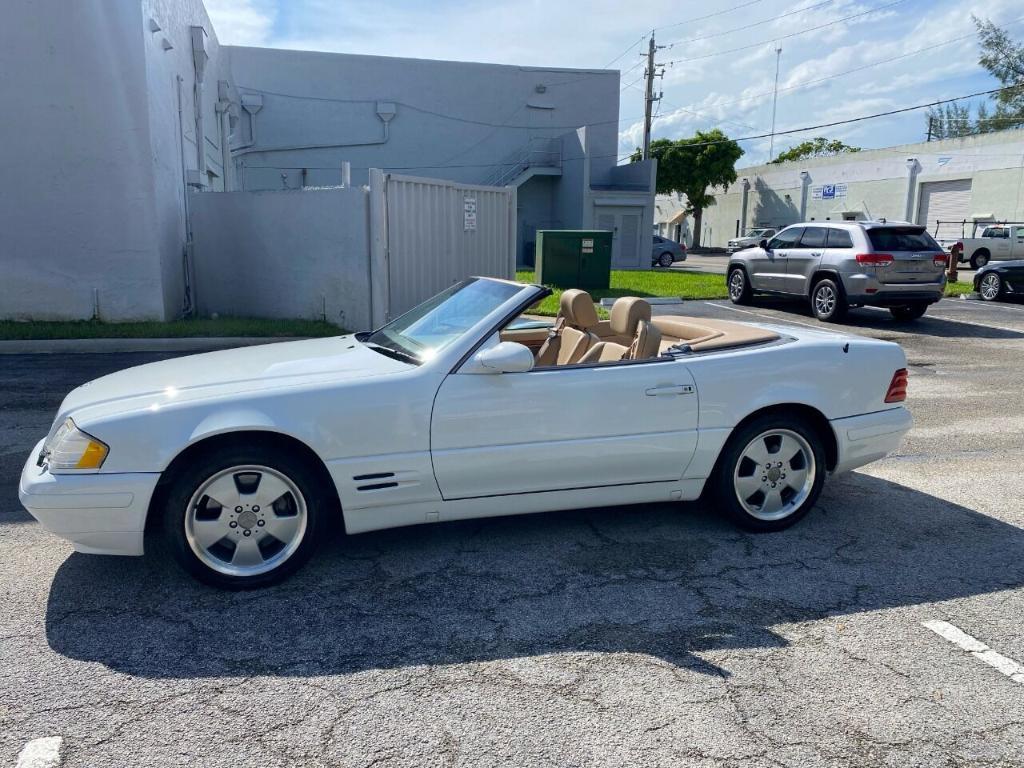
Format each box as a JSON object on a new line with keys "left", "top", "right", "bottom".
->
{"left": 18, "top": 439, "right": 160, "bottom": 556}
{"left": 840, "top": 273, "right": 945, "bottom": 306}
{"left": 830, "top": 407, "right": 912, "bottom": 475}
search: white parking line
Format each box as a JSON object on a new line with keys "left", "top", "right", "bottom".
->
{"left": 922, "top": 620, "right": 1024, "bottom": 684}
{"left": 15, "top": 737, "right": 62, "bottom": 768}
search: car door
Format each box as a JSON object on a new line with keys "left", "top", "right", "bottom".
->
{"left": 430, "top": 356, "right": 699, "bottom": 500}
{"left": 1013, "top": 227, "right": 1024, "bottom": 259}
{"left": 750, "top": 227, "right": 802, "bottom": 291}
{"left": 783, "top": 226, "right": 827, "bottom": 295}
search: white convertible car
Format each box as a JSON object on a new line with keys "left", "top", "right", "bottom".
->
{"left": 20, "top": 278, "right": 911, "bottom": 588}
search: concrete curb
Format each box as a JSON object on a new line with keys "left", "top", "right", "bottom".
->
{"left": 0, "top": 336, "right": 313, "bottom": 355}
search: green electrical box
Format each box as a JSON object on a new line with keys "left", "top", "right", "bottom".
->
{"left": 535, "top": 230, "right": 612, "bottom": 290}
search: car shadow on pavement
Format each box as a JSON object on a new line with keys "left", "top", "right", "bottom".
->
{"left": 45, "top": 472, "right": 1024, "bottom": 679}
{"left": 744, "top": 297, "right": 1024, "bottom": 340}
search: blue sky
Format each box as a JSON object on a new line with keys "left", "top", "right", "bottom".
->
{"left": 204, "top": 0, "right": 1023, "bottom": 167}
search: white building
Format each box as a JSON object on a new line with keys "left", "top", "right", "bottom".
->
{"left": 0, "top": 0, "right": 655, "bottom": 322}
{"left": 697, "top": 129, "right": 1024, "bottom": 248}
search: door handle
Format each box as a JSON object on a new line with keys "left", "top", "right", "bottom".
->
{"left": 645, "top": 384, "right": 694, "bottom": 396}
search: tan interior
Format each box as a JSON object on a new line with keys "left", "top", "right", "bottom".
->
{"left": 592, "top": 296, "right": 652, "bottom": 345}
{"left": 579, "top": 318, "right": 663, "bottom": 364}
{"left": 534, "top": 289, "right": 600, "bottom": 366}
{"left": 651, "top": 316, "right": 780, "bottom": 352}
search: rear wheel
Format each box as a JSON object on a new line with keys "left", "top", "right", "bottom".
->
{"left": 658, "top": 251, "right": 674, "bottom": 268}
{"left": 970, "top": 250, "right": 990, "bottom": 269}
{"left": 728, "top": 267, "right": 752, "bottom": 304}
{"left": 709, "top": 414, "right": 826, "bottom": 532}
{"left": 978, "top": 272, "right": 1003, "bottom": 302}
{"left": 889, "top": 302, "right": 928, "bottom": 321}
{"left": 810, "top": 278, "right": 847, "bottom": 322}
{"left": 160, "top": 444, "right": 327, "bottom": 589}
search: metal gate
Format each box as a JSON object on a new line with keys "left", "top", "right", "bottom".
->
{"left": 377, "top": 173, "right": 516, "bottom": 320}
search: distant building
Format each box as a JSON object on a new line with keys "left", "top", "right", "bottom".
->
{"left": 696, "top": 129, "right": 1024, "bottom": 248}
{"left": 1, "top": 0, "right": 654, "bottom": 322}
{"left": 653, "top": 194, "right": 690, "bottom": 245}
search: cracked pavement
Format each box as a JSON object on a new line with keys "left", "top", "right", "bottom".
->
{"left": 2, "top": 296, "right": 1024, "bottom": 767}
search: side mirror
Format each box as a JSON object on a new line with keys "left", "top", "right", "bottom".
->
{"left": 759, "top": 239, "right": 770, "bottom": 250}
{"left": 466, "top": 342, "right": 535, "bottom": 374}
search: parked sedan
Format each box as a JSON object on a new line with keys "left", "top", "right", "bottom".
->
{"left": 974, "top": 259, "right": 1024, "bottom": 302}
{"left": 652, "top": 235, "right": 687, "bottom": 267}
{"left": 20, "top": 278, "right": 911, "bottom": 589}
{"left": 727, "top": 227, "right": 777, "bottom": 255}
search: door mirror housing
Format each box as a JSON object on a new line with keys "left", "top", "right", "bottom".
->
{"left": 759, "top": 239, "right": 770, "bottom": 250}
{"left": 465, "top": 342, "right": 535, "bottom": 374}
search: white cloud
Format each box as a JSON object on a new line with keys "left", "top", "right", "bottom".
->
{"left": 204, "top": 0, "right": 275, "bottom": 47}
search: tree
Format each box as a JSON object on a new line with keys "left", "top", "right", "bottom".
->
{"left": 631, "top": 130, "right": 744, "bottom": 248}
{"left": 769, "top": 137, "right": 862, "bottom": 164}
{"left": 925, "top": 103, "right": 974, "bottom": 140}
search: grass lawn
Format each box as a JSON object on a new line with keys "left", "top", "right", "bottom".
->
{"left": 945, "top": 281, "right": 975, "bottom": 297}
{"left": 0, "top": 317, "right": 344, "bottom": 341}
{"left": 517, "top": 269, "right": 728, "bottom": 316}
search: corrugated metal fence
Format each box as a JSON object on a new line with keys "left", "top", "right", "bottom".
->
{"left": 380, "top": 173, "right": 516, "bottom": 320}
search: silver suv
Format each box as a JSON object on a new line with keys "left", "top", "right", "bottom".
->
{"left": 727, "top": 221, "right": 947, "bottom": 322}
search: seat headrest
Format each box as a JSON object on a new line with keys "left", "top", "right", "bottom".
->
{"left": 559, "top": 289, "right": 599, "bottom": 330}
{"left": 629, "top": 319, "right": 662, "bottom": 360}
{"left": 609, "top": 296, "right": 652, "bottom": 336}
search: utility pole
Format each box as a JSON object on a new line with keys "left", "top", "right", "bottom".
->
{"left": 768, "top": 45, "right": 782, "bottom": 162}
{"left": 642, "top": 33, "right": 663, "bottom": 160}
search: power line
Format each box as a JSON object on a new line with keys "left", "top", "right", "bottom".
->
{"left": 659, "top": 0, "right": 841, "bottom": 48}
{"left": 662, "top": 0, "right": 909, "bottom": 65}
{"left": 654, "top": 0, "right": 768, "bottom": 33}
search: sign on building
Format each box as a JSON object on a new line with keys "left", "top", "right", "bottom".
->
{"left": 464, "top": 195, "right": 477, "bottom": 231}
{"left": 812, "top": 183, "right": 847, "bottom": 200}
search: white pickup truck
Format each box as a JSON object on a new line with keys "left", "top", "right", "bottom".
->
{"left": 942, "top": 224, "right": 1024, "bottom": 269}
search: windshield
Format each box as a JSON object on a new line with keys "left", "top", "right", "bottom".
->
{"left": 364, "top": 278, "right": 524, "bottom": 363}
{"left": 748, "top": 229, "right": 771, "bottom": 238}
{"left": 867, "top": 227, "right": 942, "bottom": 252}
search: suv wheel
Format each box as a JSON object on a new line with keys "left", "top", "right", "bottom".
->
{"left": 810, "top": 278, "right": 847, "bottom": 322}
{"left": 728, "top": 267, "right": 752, "bottom": 304}
{"left": 889, "top": 303, "right": 928, "bottom": 321}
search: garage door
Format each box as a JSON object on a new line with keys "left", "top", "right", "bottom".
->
{"left": 917, "top": 179, "right": 972, "bottom": 241}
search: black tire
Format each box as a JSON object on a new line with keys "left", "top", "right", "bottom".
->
{"left": 658, "top": 251, "right": 674, "bottom": 268}
{"left": 970, "top": 250, "right": 990, "bottom": 269}
{"left": 728, "top": 267, "right": 753, "bottom": 305}
{"left": 708, "top": 413, "right": 827, "bottom": 533}
{"left": 810, "top": 278, "right": 848, "bottom": 322}
{"left": 889, "top": 302, "right": 928, "bottom": 321}
{"left": 978, "top": 272, "right": 1003, "bottom": 302}
{"left": 159, "top": 442, "right": 329, "bottom": 589}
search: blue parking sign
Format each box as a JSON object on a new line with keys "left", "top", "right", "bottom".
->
{"left": 822, "top": 184, "right": 836, "bottom": 200}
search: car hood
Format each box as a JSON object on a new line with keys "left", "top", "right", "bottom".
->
{"left": 57, "top": 336, "right": 409, "bottom": 425}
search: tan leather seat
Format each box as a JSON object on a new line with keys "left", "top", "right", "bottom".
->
{"left": 579, "top": 318, "right": 663, "bottom": 364}
{"left": 535, "top": 289, "right": 600, "bottom": 366}
{"left": 594, "top": 297, "right": 652, "bottom": 345}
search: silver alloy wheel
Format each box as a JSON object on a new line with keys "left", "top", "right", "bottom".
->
{"left": 814, "top": 283, "right": 836, "bottom": 316}
{"left": 185, "top": 464, "right": 308, "bottom": 577}
{"left": 729, "top": 270, "right": 745, "bottom": 299}
{"left": 732, "top": 429, "right": 817, "bottom": 521}
{"left": 980, "top": 273, "right": 1001, "bottom": 301}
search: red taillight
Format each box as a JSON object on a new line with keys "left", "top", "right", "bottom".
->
{"left": 885, "top": 368, "right": 908, "bottom": 403}
{"left": 856, "top": 253, "right": 894, "bottom": 266}
{"left": 933, "top": 253, "right": 949, "bottom": 268}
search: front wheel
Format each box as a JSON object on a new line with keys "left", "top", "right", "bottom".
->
{"left": 160, "top": 444, "right": 328, "bottom": 589}
{"left": 978, "top": 272, "right": 1003, "bottom": 302}
{"left": 708, "top": 414, "right": 826, "bottom": 532}
{"left": 728, "top": 267, "right": 752, "bottom": 304}
{"left": 810, "top": 278, "right": 847, "bottom": 322}
{"left": 889, "top": 302, "right": 928, "bottom": 321}
{"left": 658, "top": 252, "right": 674, "bottom": 268}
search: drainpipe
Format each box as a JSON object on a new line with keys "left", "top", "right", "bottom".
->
{"left": 190, "top": 27, "right": 209, "bottom": 186}
{"left": 739, "top": 177, "right": 751, "bottom": 236}
{"left": 799, "top": 170, "right": 811, "bottom": 220}
{"left": 340, "top": 161, "right": 351, "bottom": 188}
{"left": 216, "top": 80, "right": 234, "bottom": 190}
{"left": 904, "top": 157, "right": 919, "bottom": 224}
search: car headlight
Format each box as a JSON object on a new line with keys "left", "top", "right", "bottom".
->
{"left": 42, "top": 418, "right": 109, "bottom": 470}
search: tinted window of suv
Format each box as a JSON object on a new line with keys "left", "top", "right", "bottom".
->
{"left": 767, "top": 228, "right": 803, "bottom": 249}
{"left": 798, "top": 227, "right": 828, "bottom": 248}
{"left": 866, "top": 227, "right": 942, "bottom": 252}
{"left": 826, "top": 228, "right": 854, "bottom": 248}
{"left": 982, "top": 227, "right": 1009, "bottom": 238}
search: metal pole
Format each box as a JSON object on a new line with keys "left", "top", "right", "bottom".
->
{"left": 642, "top": 34, "right": 656, "bottom": 161}
{"left": 768, "top": 46, "right": 782, "bottom": 162}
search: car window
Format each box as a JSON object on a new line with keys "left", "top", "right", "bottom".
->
{"left": 798, "top": 227, "right": 828, "bottom": 249}
{"left": 767, "top": 228, "right": 803, "bottom": 249}
{"left": 982, "top": 227, "right": 1008, "bottom": 239}
{"left": 826, "top": 228, "right": 854, "bottom": 248}
{"left": 866, "top": 227, "right": 942, "bottom": 252}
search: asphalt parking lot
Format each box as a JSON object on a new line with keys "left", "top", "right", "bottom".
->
{"left": 3, "top": 296, "right": 1024, "bottom": 767}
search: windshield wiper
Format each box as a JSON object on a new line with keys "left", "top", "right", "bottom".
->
{"left": 362, "top": 341, "right": 421, "bottom": 365}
